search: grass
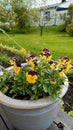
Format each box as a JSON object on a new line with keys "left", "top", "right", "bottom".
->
{"left": 0, "top": 26, "right": 73, "bottom": 61}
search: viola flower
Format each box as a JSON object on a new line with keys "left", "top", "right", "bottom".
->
{"left": 63, "top": 64, "right": 71, "bottom": 73}
{"left": 49, "top": 61, "right": 60, "bottom": 69}
{"left": 20, "top": 48, "right": 26, "bottom": 53}
{"left": 40, "top": 53, "right": 52, "bottom": 61}
{"left": 30, "top": 54, "right": 36, "bottom": 60}
{"left": 26, "top": 54, "right": 37, "bottom": 69}
{"left": 59, "top": 69, "right": 64, "bottom": 77}
{"left": 10, "top": 59, "right": 15, "bottom": 65}
{"left": 59, "top": 56, "right": 70, "bottom": 65}
{"left": 26, "top": 54, "right": 36, "bottom": 62}
{"left": 66, "top": 59, "right": 71, "bottom": 65}
{"left": 12, "top": 57, "right": 17, "bottom": 61}
{"left": 16, "top": 62, "right": 21, "bottom": 67}
{"left": 42, "top": 48, "right": 50, "bottom": 54}
{"left": 50, "top": 79, "right": 57, "bottom": 85}
{"left": 49, "top": 60, "right": 54, "bottom": 65}
{"left": 26, "top": 70, "right": 38, "bottom": 84}
{"left": 13, "top": 66, "right": 20, "bottom": 74}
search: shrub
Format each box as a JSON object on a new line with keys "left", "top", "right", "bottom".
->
{"left": 0, "top": 26, "right": 10, "bottom": 33}
{"left": 66, "top": 20, "right": 73, "bottom": 36}
{"left": 58, "top": 24, "right": 66, "bottom": 32}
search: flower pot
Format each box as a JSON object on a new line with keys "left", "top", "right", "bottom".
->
{"left": 0, "top": 68, "right": 68, "bottom": 130}
{"left": 0, "top": 64, "right": 69, "bottom": 130}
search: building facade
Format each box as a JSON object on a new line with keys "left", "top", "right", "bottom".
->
{"left": 39, "top": 0, "right": 73, "bottom": 25}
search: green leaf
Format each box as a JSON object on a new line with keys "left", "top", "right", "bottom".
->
{"left": 43, "top": 85, "right": 47, "bottom": 93}
{"left": 1, "top": 86, "right": 9, "bottom": 94}
{"left": 32, "top": 85, "right": 37, "bottom": 90}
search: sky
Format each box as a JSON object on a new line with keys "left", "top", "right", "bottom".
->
{"left": 35, "top": 0, "right": 69, "bottom": 7}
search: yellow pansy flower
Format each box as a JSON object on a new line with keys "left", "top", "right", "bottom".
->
{"left": 26, "top": 71, "right": 38, "bottom": 84}
{"left": 20, "top": 48, "right": 26, "bottom": 53}
{"left": 10, "top": 59, "right": 15, "bottom": 65}
{"left": 59, "top": 70, "right": 64, "bottom": 77}
{"left": 13, "top": 66, "right": 20, "bottom": 74}
{"left": 50, "top": 79, "right": 57, "bottom": 85}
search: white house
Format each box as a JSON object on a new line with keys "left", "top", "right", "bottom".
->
{"left": 39, "top": 0, "right": 73, "bottom": 25}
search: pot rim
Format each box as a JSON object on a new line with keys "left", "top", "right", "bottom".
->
{"left": 0, "top": 64, "right": 69, "bottom": 109}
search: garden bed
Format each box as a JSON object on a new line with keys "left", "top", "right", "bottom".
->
{"left": 0, "top": 44, "right": 28, "bottom": 68}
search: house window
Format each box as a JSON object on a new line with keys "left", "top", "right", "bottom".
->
{"left": 45, "top": 11, "right": 50, "bottom": 20}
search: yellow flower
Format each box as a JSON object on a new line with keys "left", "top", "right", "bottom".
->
{"left": 13, "top": 66, "right": 20, "bottom": 74}
{"left": 59, "top": 70, "right": 64, "bottom": 77}
{"left": 20, "top": 48, "right": 26, "bottom": 53}
{"left": 40, "top": 55, "right": 46, "bottom": 60}
{"left": 40, "top": 53, "right": 52, "bottom": 61}
{"left": 66, "top": 59, "right": 71, "bottom": 65}
{"left": 64, "top": 67, "right": 70, "bottom": 74}
{"left": 50, "top": 79, "right": 56, "bottom": 84}
{"left": 26, "top": 71, "right": 38, "bottom": 84}
{"left": 47, "top": 55, "right": 52, "bottom": 61}
{"left": 10, "top": 59, "right": 15, "bottom": 65}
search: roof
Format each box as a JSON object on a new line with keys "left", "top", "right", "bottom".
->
{"left": 56, "top": 0, "right": 73, "bottom": 11}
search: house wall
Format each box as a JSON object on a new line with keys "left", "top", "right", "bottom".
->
{"left": 39, "top": 7, "right": 68, "bottom": 26}
{"left": 56, "top": 10, "right": 68, "bottom": 25}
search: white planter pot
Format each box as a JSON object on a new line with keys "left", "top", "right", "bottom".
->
{"left": 0, "top": 66, "right": 69, "bottom": 130}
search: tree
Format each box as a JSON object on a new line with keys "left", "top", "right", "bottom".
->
{"left": 0, "top": 0, "right": 16, "bottom": 32}
{"left": 66, "top": 20, "right": 73, "bottom": 36}
{"left": 11, "top": 0, "right": 38, "bottom": 33}
{"left": 36, "top": 0, "right": 49, "bottom": 36}
{"left": 66, "top": 4, "right": 73, "bottom": 36}
{"left": 68, "top": 4, "right": 73, "bottom": 22}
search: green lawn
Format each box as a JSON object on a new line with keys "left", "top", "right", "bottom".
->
{"left": 0, "top": 26, "right": 73, "bottom": 61}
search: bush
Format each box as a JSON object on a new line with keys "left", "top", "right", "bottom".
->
{"left": 66, "top": 20, "right": 73, "bottom": 36}
{"left": 0, "top": 26, "right": 10, "bottom": 33}
{"left": 58, "top": 24, "right": 66, "bottom": 32}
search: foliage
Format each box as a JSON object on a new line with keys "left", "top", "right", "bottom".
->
{"left": 0, "top": 1, "right": 16, "bottom": 33}
{"left": 66, "top": 20, "right": 73, "bottom": 36}
{"left": 58, "top": 12, "right": 70, "bottom": 33}
{"left": 60, "top": 101, "right": 73, "bottom": 117}
{"left": 13, "top": 7, "right": 30, "bottom": 32}
{"left": 59, "top": 4, "right": 73, "bottom": 34}
{"left": 0, "top": 25, "right": 10, "bottom": 32}
{"left": 68, "top": 4, "right": 73, "bottom": 22}
{"left": 0, "top": 53, "right": 10, "bottom": 65}
{"left": 68, "top": 111, "right": 73, "bottom": 117}
{"left": 0, "top": 0, "right": 38, "bottom": 33}
{"left": 58, "top": 24, "right": 66, "bottom": 32}
{"left": 0, "top": 44, "right": 30, "bottom": 67}
{"left": 0, "top": 48, "right": 71, "bottom": 100}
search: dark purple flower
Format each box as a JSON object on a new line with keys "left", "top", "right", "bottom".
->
{"left": 16, "top": 62, "right": 21, "bottom": 67}
{"left": 26, "top": 56, "right": 31, "bottom": 61}
{"left": 40, "top": 53, "right": 51, "bottom": 57}
{"left": 63, "top": 56, "right": 69, "bottom": 61}
{"left": 59, "top": 56, "right": 69, "bottom": 61}
{"left": 34, "top": 60, "right": 37, "bottom": 66}
{"left": 12, "top": 57, "right": 17, "bottom": 61}
{"left": 30, "top": 54, "right": 35, "bottom": 58}
{"left": 26, "top": 54, "right": 36, "bottom": 61}
{"left": 28, "top": 70, "right": 37, "bottom": 76}
{"left": 42, "top": 48, "right": 50, "bottom": 53}
{"left": 49, "top": 61, "right": 54, "bottom": 65}
{"left": 44, "top": 53, "right": 51, "bottom": 57}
